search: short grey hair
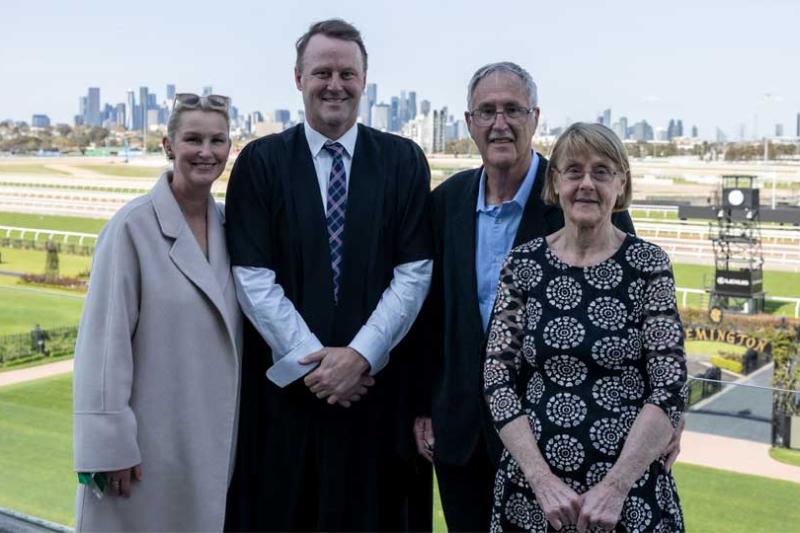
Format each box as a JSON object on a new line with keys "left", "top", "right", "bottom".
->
{"left": 467, "top": 62, "right": 538, "bottom": 110}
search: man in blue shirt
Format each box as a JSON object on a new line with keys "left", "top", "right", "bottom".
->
{"left": 413, "top": 62, "right": 638, "bottom": 531}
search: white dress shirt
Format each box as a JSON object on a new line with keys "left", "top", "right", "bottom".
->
{"left": 233, "top": 121, "right": 432, "bottom": 387}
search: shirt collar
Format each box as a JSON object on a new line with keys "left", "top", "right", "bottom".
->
{"left": 476, "top": 151, "right": 539, "bottom": 213}
{"left": 304, "top": 120, "right": 358, "bottom": 159}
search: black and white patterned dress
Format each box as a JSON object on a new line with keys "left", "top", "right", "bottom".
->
{"left": 484, "top": 235, "right": 687, "bottom": 533}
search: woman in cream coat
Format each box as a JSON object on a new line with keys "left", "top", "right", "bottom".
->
{"left": 73, "top": 93, "right": 242, "bottom": 532}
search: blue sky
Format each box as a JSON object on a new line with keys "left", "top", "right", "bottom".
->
{"left": 3, "top": 0, "right": 799, "bottom": 139}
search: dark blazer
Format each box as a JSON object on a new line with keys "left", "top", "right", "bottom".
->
{"left": 422, "top": 154, "right": 635, "bottom": 466}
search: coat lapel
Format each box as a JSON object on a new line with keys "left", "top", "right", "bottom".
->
{"left": 150, "top": 173, "right": 236, "bottom": 344}
{"left": 514, "top": 153, "right": 562, "bottom": 245}
{"left": 452, "top": 168, "right": 484, "bottom": 334}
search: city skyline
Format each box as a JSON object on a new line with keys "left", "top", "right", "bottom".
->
{"left": 4, "top": 0, "right": 800, "bottom": 140}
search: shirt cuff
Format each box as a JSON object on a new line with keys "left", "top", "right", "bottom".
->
{"left": 349, "top": 326, "right": 389, "bottom": 376}
{"left": 266, "top": 335, "right": 324, "bottom": 387}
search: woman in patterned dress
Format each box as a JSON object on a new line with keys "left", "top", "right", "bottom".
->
{"left": 484, "top": 122, "right": 687, "bottom": 533}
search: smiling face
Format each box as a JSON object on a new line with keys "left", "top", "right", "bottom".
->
{"left": 554, "top": 150, "right": 626, "bottom": 228}
{"left": 163, "top": 110, "right": 230, "bottom": 192}
{"left": 295, "top": 34, "right": 365, "bottom": 139}
{"left": 466, "top": 70, "right": 539, "bottom": 177}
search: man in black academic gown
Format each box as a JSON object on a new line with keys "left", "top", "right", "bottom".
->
{"left": 224, "top": 19, "right": 433, "bottom": 532}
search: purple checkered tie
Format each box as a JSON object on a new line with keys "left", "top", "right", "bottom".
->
{"left": 323, "top": 141, "right": 347, "bottom": 303}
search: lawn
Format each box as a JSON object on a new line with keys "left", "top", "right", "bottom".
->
{"left": 2, "top": 372, "right": 800, "bottom": 531}
{"left": 0, "top": 164, "right": 71, "bottom": 176}
{"left": 0, "top": 248, "right": 93, "bottom": 277}
{"left": 72, "top": 164, "right": 162, "bottom": 178}
{"left": 0, "top": 212, "right": 107, "bottom": 233}
{"left": 769, "top": 447, "right": 800, "bottom": 468}
{"left": 0, "top": 279, "right": 84, "bottom": 335}
{"left": 0, "top": 374, "right": 74, "bottom": 526}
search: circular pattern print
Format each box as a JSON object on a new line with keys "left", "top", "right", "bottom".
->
{"left": 525, "top": 298, "right": 543, "bottom": 331}
{"left": 543, "top": 354, "right": 588, "bottom": 387}
{"left": 545, "top": 393, "right": 588, "bottom": 428}
{"left": 546, "top": 276, "right": 583, "bottom": 310}
{"left": 585, "top": 260, "right": 623, "bottom": 290}
{"left": 486, "top": 320, "right": 515, "bottom": 354}
{"left": 526, "top": 373, "right": 545, "bottom": 406}
{"left": 625, "top": 241, "right": 670, "bottom": 273}
{"left": 644, "top": 276, "right": 677, "bottom": 313}
{"left": 512, "top": 257, "right": 543, "bottom": 291}
{"left": 589, "top": 418, "right": 622, "bottom": 455}
{"left": 543, "top": 317, "right": 585, "bottom": 349}
{"left": 587, "top": 297, "right": 628, "bottom": 331}
{"left": 592, "top": 376, "right": 624, "bottom": 412}
{"left": 544, "top": 434, "right": 585, "bottom": 473}
{"left": 484, "top": 359, "right": 510, "bottom": 388}
{"left": 488, "top": 387, "right": 519, "bottom": 423}
{"left": 647, "top": 356, "right": 684, "bottom": 387}
{"left": 591, "top": 336, "right": 631, "bottom": 369}
{"left": 621, "top": 496, "right": 653, "bottom": 533}
{"left": 642, "top": 317, "right": 682, "bottom": 351}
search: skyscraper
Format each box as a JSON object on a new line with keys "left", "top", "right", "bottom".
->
{"left": 126, "top": 90, "right": 136, "bottom": 130}
{"left": 274, "top": 109, "right": 291, "bottom": 125}
{"left": 796, "top": 113, "right": 800, "bottom": 137}
{"left": 602, "top": 109, "right": 611, "bottom": 128}
{"left": 775, "top": 123, "right": 784, "bottom": 137}
{"left": 372, "top": 103, "right": 390, "bottom": 131}
{"left": 202, "top": 86, "right": 213, "bottom": 96}
{"left": 420, "top": 100, "right": 431, "bottom": 116}
{"left": 691, "top": 125, "right": 698, "bottom": 138}
{"left": 166, "top": 84, "right": 176, "bottom": 101}
{"left": 32, "top": 115, "right": 50, "bottom": 128}
{"left": 139, "top": 86, "right": 149, "bottom": 131}
{"left": 86, "top": 87, "right": 101, "bottom": 127}
{"left": 390, "top": 96, "right": 400, "bottom": 132}
{"left": 408, "top": 91, "right": 417, "bottom": 120}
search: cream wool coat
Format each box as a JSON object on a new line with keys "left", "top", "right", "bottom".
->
{"left": 73, "top": 173, "right": 242, "bottom": 532}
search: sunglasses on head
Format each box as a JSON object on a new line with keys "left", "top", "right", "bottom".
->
{"left": 173, "top": 93, "right": 231, "bottom": 111}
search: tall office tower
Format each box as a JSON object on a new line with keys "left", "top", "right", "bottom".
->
{"left": 372, "top": 103, "right": 390, "bottom": 131}
{"left": 738, "top": 123, "right": 746, "bottom": 141}
{"left": 691, "top": 125, "right": 699, "bottom": 138}
{"left": 86, "top": 87, "right": 101, "bottom": 126}
{"left": 667, "top": 119, "right": 676, "bottom": 140}
{"left": 139, "top": 86, "right": 150, "bottom": 131}
{"left": 796, "top": 113, "right": 800, "bottom": 137}
{"left": 102, "top": 103, "right": 115, "bottom": 125}
{"left": 202, "top": 86, "right": 213, "bottom": 96}
{"left": 612, "top": 121, "right": 625, "bottom": 140}
{"left": 420, "top": 99, "right": 431, "bottom": 116}
{"left": 775, "top": 124, "right": 784, "bottom": 137}
{"left": 715, "top": 127, "right": 726, "bottom": 143}
{"left": 126, "top": 90, "right": 136, "bottom": 129}
{"left": 676, "top": 120, "right": 684, "bottom": 137}
{"left": 166, "top": 84, "right": 176, "bottom": 101}
{"left": 359, "top": 83, "right": 377, "bottom": 126}
{"left": 389, "top": 96, "right": 400, "bottom": 132}
{"left": 631, "top": 120, "right": 653, "bottom": 141}
{"left": 78, "top": 96, "right": 88, "bottom": 126}
{"left": 602, "top": 109, "right": 611, "bottom": 128}
{"left": 274, "top": 109, "right": 291, "bottom": 125}
{"left": 115, "top": 103, "right": 126, "bottom": 128}
{"left": 148, "top": 94, "right": 157, "bottom": 108}
{"left": 408, "top": 91, "right": 417, "bottom": 120}
{"left": 398, "top": 91, "right": 408, "bottom": 126}
{"left": 618, "top": 116, "right": 628, "bottom": 139}
{"left": 432, "top": 106, "right": 448, "bottom": 152}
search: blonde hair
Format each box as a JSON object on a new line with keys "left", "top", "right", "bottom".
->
{"left": 542, "top": 122, "right": 632, "bottom": 211}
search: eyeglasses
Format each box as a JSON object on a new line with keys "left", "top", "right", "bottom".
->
{"left": 173, "top": 93, "right": 231, "bottom": 112}
{"left": 555, "top": 164, "right": 619, "bottom": 183}
{"left": 468, "top": 105, "right": 534, "bottom": 126}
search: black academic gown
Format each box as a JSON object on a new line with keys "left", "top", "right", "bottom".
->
{"left": 224, "top": 124, "right": 432, "bottom": 532}
{"left": 417, "top": 155, "right": 636, "bottom": 531}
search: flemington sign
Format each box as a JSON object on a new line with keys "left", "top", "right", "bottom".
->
{"left": 684, "top": 326, "right": 771, "bottom": 352}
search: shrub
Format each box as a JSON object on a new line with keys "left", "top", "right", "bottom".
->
{"left": 710, "top": 355, "right": 743, "bottom": 374}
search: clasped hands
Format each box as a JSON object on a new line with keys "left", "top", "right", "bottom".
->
{"left": 300, "top": 346, "right": 374, "bottom": 407}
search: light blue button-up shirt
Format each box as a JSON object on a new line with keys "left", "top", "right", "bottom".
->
{"left": 476, "top": 152, "right": 539, "bottom": 331}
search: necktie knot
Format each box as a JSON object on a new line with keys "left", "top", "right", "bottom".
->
{"left": 323, "top": 141, "right": 346, "bottom": 159}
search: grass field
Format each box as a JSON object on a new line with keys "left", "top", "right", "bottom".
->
{"left": 685, "top": 340, "right": 746, "bottom": 358}
{"left": 0, "top": 248, "right": 92, "bottom": 277}
{"left": 2, "top": 372, "right": 800, "bottom": 530}
{"left": 72, "top": 164, "right": 162, "bottom": 178}
{"left": 0, "top": 164, "right": 71, "bottom": 176}
{"left": 0, "top": 212, "right": 107, "bottom": 234}
{"left": 0, "top": 278, "right": 84, "bottom": 335}
{"left": 769, "top": 447, "right": 800, "bottom": 468}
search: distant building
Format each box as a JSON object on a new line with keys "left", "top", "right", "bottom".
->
{"left": 775, "top": 123, "right": 784, "bottom": 137}
{"left": 86, "top": 87, "right": 101, "bottom": 127}
{"left": 433, "top": 106, "right": 448, "bottom": 152}
{"left": 166, "top": 84, "right": 176, "bottom": 101}
{"left": 359, "top": 83, "right": 377, "bottom": 126}
{"left": 139, "top": 87, "right": 149, "bottom": 131}
{"left": 420, "top": 99, "right": 431, "bottom": 116}
{"left": 796, "top": 113, "right": 800, "bottom": 137}
{"left": 31, "top": 114, "right": 50, "bottom": 128}
{"left": 401, "top": 110, "right": 434, "bottom": 152}
{"left": 716, "top": 127, "right": 726, "bottom": 143}
{"left": 202, "top": 86, "right": 213, "bottom": 97}
{"left": 602, "top": 109, "right": 611, "bottom": 128}
{"left": 390, "top": 96, "right": 400, "bottom": 132}
{"left": 372, "top": 103, "right": 390, "bottom": 131}
{"left": 630, "top": 120, "right": 653, "bottom": 141}
{"left": 691, "top": 125, "right": 699, "bottom": 138}
{"left": 115, "top": 103, "right": 126, "bottom": 128}
{"left": 274, "top": 109, "right": 291, "bottom": 125}
{"left": 126, "top": 90, "right": 136, "bottom": 130}
{"left": 407, "top": 91, "right": 417, "bottom": 120}
{"left": 77, "top": 96, "right": 87, "bottom": 127}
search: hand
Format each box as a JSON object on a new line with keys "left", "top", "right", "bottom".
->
{"left": 335, "top": 374, "right": 376, "bottom": 408}
{"left": 529, "top": 472, "right": 582, "bottom": 530}
{"left": 577, "top": 478, "right": 627, "bottom": 533}
{"left": 301, "top": 347, "right": 371, "bottom": 406}
{"left": 662, "top": 415, "right": 685, "bottom": 472}
{"left": 105, "top": 464, "right": 142, "bottom": 498}
{"left": 413, "top": 417, "right": 435, "bottom": 462}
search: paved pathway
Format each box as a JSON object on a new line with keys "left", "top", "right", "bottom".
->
{"left": 0, "top": 359, "right": 73, "bottom": 387}
{"left": 678, "top": 429, "right": 800, "bottom": 483}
